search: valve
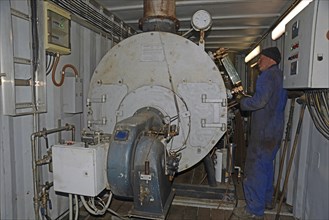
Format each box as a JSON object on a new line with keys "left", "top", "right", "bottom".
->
{"left": 166, "top": 153, "right": 181, "bottom": 181}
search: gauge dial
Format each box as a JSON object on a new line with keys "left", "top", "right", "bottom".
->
{"left": 191, "top": 10, "right": 212, "bottom": 31}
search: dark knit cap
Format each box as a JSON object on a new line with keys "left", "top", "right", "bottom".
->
{"left": 260, "top": 47, "right": 281, "bottom": 64}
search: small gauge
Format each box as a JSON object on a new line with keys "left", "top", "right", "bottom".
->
{"left": 191, "top": 10, "right": 212, "bottom": 31}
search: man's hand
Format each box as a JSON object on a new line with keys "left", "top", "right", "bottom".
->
{"left": 235, "top": 92, "right": 244, "bottom": 102}
{"left": 232, "top": 86, "right": 244, "bottom": 94}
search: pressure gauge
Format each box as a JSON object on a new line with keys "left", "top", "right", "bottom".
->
{"left": 191, "top": 10, "right": 212, "bottom": 31}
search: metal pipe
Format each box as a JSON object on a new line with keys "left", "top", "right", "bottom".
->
{"left": 275, "top": 102, "right": 306, "bottom": 220}
{"left": 74, "top": 194, "right": 79, "bottom": 220}
{"left": 203, "top": 153, "right": 217, "bottom": 187}
{"left": 30, "top": 124, "right": 75, "bottom": 220}
{"left": 139, "top": 0, "right": 179, "bottom": 33}
{"left": 143, "top": 0, "right": 176, "bottom": 18}
{"left": 273, "top": 98, "right": 296, "bottom": 206}
{"left": 69, "top": 194, "right": 73, "bottom": 220}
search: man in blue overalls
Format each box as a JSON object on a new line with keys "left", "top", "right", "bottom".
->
{"left": 233, "top": 47, "right": 287, "bottom": 219}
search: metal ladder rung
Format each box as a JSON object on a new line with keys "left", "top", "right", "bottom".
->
{"left": 14, "top": 57, "right": 31, "bottom": 65}
{"left": 11, "top": 8, "right": 30, "bottom": 21}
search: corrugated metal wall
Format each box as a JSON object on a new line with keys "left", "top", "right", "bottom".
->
{"left": 0, "top": 1, "right": 114, "bottom": 219}
{"left": 1, "top": 1, "right": 328, "bottom": 219}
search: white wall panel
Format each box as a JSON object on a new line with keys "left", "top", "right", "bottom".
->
{"left": 12, "top": 116, "right": 34, "bottom": 219}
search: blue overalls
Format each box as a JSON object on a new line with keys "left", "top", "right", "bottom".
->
{"left": 240, "top": 65, "right": 287, "bottom": 216}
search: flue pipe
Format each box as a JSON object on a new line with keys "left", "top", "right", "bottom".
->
{"left": 139, "top": 0, "right": 180, "bottom": 33}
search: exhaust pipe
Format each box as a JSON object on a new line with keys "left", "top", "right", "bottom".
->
{"left": 139, "top": 0, "right": 180, "bottom": 33}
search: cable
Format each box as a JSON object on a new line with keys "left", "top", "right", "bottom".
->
{"left": 31, "top": 0, "right": 39, "bottom": 112}
{"left": 50, "top": 0, "right": 135, "bottom": 42}
{"left": 80, "top": 192, "right": 112, "bottom": 215}
{"left": 46, "top": 53, "right": 55, "bottom": 76}
{"left": 305, "top": 90, "right": 329, "bottom": 139}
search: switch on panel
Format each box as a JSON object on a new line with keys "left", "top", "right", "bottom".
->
{"left": 44, "top": 1, "right": 71, "bottom": 54}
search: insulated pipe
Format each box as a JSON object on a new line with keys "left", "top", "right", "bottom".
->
{"left": 143, "top": 0, "right": 176, "bottom": 18}
{"left": 30, "top": 124, "right": 75, "bottom": 220}
{"left": 139, "top": 0, "right": 179, "bottom": 33}
{"left": 275, "top": 102, "right": 306, "bottom": 220}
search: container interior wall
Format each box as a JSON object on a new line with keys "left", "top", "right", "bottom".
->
{"left": 0, "top": 1, "right": 115, "bottom": 219}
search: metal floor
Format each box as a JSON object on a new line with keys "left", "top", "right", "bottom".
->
{"left": 77, "top": 196, "right": 295, "bottom": 220}
{"left": 76, "top": 162, "right": 295, "bottom": 220}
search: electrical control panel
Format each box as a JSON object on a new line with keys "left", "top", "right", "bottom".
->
{"left": 283, "top": 0, "right": 328, "bottom": 89}
{"left": 52, "top": 142, "right": 108, "bottom": 197}
{"left": 44, "top": 1, "right": 71, "bottom": 54}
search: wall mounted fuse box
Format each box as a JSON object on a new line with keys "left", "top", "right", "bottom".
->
{"left": 44, "top": 1, "right": 71, "bottom": 54}
{"left": 283, "top": 0, "right": 328, "bottom": 89}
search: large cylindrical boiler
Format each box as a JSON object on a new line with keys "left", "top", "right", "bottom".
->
{"left": 87, "top": 31, "right": 228, "bottom": 218}
{"left": 87, "top": 31, "right": 227, "bottom": 173}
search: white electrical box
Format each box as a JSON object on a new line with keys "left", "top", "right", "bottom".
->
{"left": 63, "top": 75, "right": 83, "bottom": 113}
{"left": 283, "top": 0, "right": 328, "bottom": 89}
{"left": 52, "top": 142, "right": 108, "bottom": 197}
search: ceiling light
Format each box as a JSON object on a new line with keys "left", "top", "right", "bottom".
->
{"left": 245, "top": 45, "right": 260, "bottom": 63}
{"left": 250, "top": 62, "right": 258, "bottom": 68}
{"left": 271, "top": 0, "right": 313, "bottom": 40}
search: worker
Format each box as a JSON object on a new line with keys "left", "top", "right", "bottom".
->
{"left": 233, "top": 47, "right": 287, "bottom": 219}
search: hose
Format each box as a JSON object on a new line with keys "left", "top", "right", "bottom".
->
{"left": 51, "top": 56, "right": 79, "bottom": 87}
{"left": 203, "top": 153, "right": 217, "bottom": 187}
{"left": 51, "top": 55, "right": 62, "bottom": 87}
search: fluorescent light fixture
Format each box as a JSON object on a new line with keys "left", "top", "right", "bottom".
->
{"left": 245, "top": 45, "right": 260, "bottom": 63}
{"left": 272, "top": 0, "right": 313, "bottom": 40}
